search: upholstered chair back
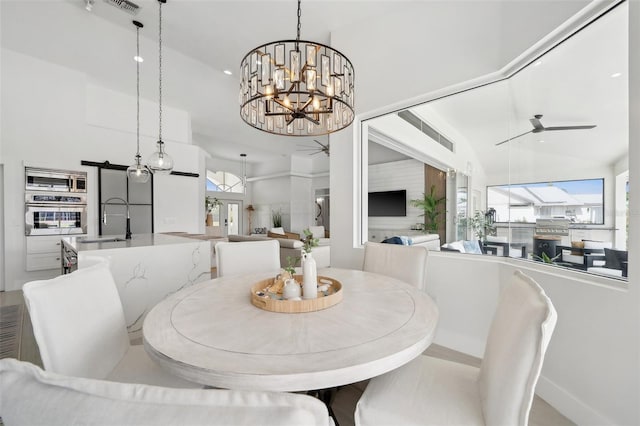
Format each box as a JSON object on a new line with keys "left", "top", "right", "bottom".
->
{"left": 478, "top": 270, "right": 558, "bottom": 425}
{"left": 362, "top": 242, "right": 428, "bottom": 290}
{"left": 216, "top": 240, "right": 281, "bottom": 278}
{"left": 22, "top": 259, "right": 130, "bottom": 380}
{"left": 0, "top": 359, "right": 332, "bottom": 426}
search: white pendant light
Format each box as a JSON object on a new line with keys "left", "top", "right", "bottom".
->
{"left": 147, "top": 0, "right": 174, "bottom": 174}
{"left": 240, "top": 153, "right": 247, "bottom": 194}
{"left": 127, "top": 20, "right": 151, "bottom": 184}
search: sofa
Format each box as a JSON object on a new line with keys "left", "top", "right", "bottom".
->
{"left": 555, "top": 239, "right": 612, "bottom": 270}
{"left": 381, "top": 233, "right": 440, "bottom": 251}
{"left": 268, "top": 227, "right": 301, "bottom": 240}
{"left": 227, "top": 234, "right": 330, "bottom": 269}
{"left": 308, "top": 225, "right": 331, "bottom": 246}
{"left": 441, "top": 240, "right": 485, "bottom": 254}
{"left": 587, "top": 247, "right": 628, "bottom": 278}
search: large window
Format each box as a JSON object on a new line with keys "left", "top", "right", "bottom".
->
{"left": 487, "top": 178, "right": 605, "bottom": 225}
{"left": 206, "top": 170, "right": 243, "bottom": 193}
{"left": 359, "top": 2, "right": 628, "bottom": 281}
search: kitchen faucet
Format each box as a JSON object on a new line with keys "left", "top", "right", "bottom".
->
{"left": 102, "top": 197, "right": 132, "bottom": 239}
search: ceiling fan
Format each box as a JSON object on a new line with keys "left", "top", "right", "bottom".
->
{"left": 296, "top": 139, "right": 330, "bottom": 156}
{"left": 495, "top": 114, "right": 597, "bottom": 146}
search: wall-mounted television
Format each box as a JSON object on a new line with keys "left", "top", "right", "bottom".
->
{"left": 368, "top": 190, "right": 407, "bottom": 217}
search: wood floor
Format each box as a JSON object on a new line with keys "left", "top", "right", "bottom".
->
{"left": 0, "top": 290, "right": 573, "bottom": 426}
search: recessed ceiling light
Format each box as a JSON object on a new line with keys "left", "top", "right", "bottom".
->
{"left": 533, "top": 60, "right": 542, "bottom": 67}
{"left": 134, "top": 55, "right": 144, "bottom": 63}
{"left": 223, "top": 70, "right": 233, "bottom": 75}
{"left": 538, "top": 140, "right": 545, "bottom": 143}
{"left": 611, "top": 72, "right": 622, "bottom": 78}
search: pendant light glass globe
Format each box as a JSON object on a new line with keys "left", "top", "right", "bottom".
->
{"left": 127, "top": 155, "right": 151, "bottom": 183}
{"left": 147, "top": 141, "right": 174, "bottom": 174}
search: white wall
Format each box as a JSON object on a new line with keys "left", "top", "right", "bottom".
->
{"left": 426, "top": 252, "right": 639, "bottom": 426}
{"left": 368, "top": 159, "right": 424, "bottom": 232}
{"left": 329, "top": 2, "right": 639, "bottom": 425}
{"left": 251, "top": 176, "right": 291, "bottom": 231}
{"left": 1, "top": 49, "right": 204, "bottom": 290}
{"left": 246, "top": 155, "right": 324, "bottom": 235}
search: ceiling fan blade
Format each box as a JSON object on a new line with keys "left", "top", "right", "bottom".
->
{"left": 544, "top": 125, "right": 597, "bottom": 131}
{"left": 495, "top": 130, "right": 533, "bottom": 146}
{"left": 314, "top": 139, "right": 329, "bottom": 149}
{"left": 530, "top": 116, "right": 544, "bottom": 131}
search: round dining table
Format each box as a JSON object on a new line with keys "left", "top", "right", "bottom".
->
{"left": 143, "top": 267, "right": 439, "bottom": 392}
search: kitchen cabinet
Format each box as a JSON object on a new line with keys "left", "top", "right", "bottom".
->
{"left": 26, "top": 236, "right": 62, "bottom": 271}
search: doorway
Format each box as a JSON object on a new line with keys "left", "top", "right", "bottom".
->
{"left": 314, "top": 188, "right": 330, "bottom": 231}
{"left": 209, "top": 200, "right": 242, "bottom": 237}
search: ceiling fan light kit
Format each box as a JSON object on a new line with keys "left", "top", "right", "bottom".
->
{"left": 239, "top": 0, "right": 355, "bottom": 136}
{"left": 495, "top": 114, "right": 597, "bottom": 146}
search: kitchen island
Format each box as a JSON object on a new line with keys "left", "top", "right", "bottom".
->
{"left": 62, "top": 234, "right": 211, "bottom": 340}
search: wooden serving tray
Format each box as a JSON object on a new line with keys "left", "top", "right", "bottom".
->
{"left": 250, "top": 275, "right": 342, "bottom": 313}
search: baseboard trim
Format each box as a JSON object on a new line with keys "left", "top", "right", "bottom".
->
{"left": 536, "top": 376, "right": 614, "bottom": 426}
{"left": 434, "top": 330, "right": 617, "bottom": 426}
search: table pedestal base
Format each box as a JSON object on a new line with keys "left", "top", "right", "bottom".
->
{"left": 308, "top": 388, "right": 340, "bottom": 426}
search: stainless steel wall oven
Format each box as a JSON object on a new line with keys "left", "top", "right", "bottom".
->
{"left": 25, "top": 167, "right": 88, "bottom": 236}
{"left": 25, "top": 167, "right": 86, "bottom": 193}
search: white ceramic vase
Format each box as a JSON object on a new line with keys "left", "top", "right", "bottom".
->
{"left": 302, "top": 251, "right": 317, "bottom": 299}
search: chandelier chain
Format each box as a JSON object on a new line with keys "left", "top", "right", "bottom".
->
{"left": 296, "top": 0, "right": 301, "bottom": 45}
{"left": 158, "top": 0, "right": 163, "bottom": 142}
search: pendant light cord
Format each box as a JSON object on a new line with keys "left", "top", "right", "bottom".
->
{"left": 158, "top": 0, "right": 163, "bottom": 143}
{"left": 136, "top": 24, "right": 141, "bottom": 158}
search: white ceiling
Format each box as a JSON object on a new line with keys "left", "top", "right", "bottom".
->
{"left": 376, "top": 1, "right": 628, "bottom": 178}
{"left": 1, "top": 0, "right": 602, "bottom": 166}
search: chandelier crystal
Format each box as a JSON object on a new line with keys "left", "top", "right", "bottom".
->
{"left": 239, "top": 0, "right": 355, "bottom": 136}
{"left": 127, "top": 20, "right": 151, "bottom": 184}
{"left": 148, "top": 0, "right": 174, "bottom": 174}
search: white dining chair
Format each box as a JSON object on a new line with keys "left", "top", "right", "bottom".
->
{"left": 22, "top": 258, "right": 198, "bottom": 388}
{"left": 0, "top": 358, "right": 333, "bottom": 426}
{"left": 362, "top": 241, "right": 429, "bottom": 290}
{"left": 216, "top": 239, "right": 281, "bottom": 278}
{"left": 355, "top": 270, "right": 557, "bottom": 426}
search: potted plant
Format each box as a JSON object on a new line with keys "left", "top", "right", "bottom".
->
{"left": 302, "top": 228, "right": 319, "bottom": 254}
{"left": 272, "top": 209, "right": 282, "bottom": 228}
{"left": 465, "top": 209, "right": 497, "bottom": 242}
{"left": 205, "top": 197, "right": 223, "bottom": 226}
{"left": 410, "top": 185, "right": 445, "bottom": 233}
{"left": 205, "top": 196, "right": 223, "bottom": 212}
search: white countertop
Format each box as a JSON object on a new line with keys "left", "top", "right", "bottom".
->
{"left": 62, "top": 233, "right": 197, "bottom": 252}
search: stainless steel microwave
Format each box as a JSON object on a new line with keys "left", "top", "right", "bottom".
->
{"left": 25, "top": 167, "right": 87, "bottom": 193}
